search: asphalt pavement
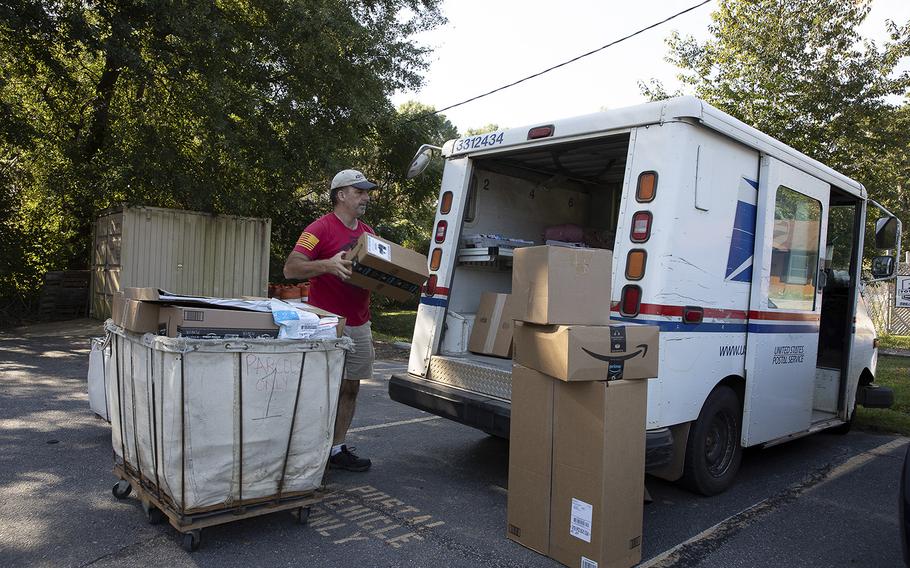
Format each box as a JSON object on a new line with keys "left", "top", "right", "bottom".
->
{"left": 0, "top": 319, "right": 906, "bottom": 567}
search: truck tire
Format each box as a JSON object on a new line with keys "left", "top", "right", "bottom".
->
{"left": 680, "top": 385, "right": 743, "bottom": 496}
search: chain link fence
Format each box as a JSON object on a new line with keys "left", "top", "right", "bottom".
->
{"left": 861, "top": 263, "right": 910, "bottom": 336}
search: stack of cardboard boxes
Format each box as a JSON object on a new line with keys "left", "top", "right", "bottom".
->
{"left": 506, "top": 245, "right": 660, "bottom": 568}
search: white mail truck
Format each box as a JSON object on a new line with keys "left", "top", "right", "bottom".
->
{"left": 391, "top": 96, "right": 900, "bottom": 495}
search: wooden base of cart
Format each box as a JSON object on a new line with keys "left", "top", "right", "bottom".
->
{"left": 112, "top": 463, "right": 324, "bottom": 552}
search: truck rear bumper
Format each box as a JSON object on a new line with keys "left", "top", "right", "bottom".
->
{"left": 389, "top": 373, "right": 673, "bottom": 471}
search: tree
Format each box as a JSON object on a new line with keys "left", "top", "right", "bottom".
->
{"left": 641, "top": 0, "right": 910, "bottom": 239}
{"left": 0, "top": 1, "right": 446, "bottom": 324}
{"left": 464, "top": 123, "right": 501, "bottom": 136}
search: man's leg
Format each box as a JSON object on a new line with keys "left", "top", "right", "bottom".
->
{"left": 333, "top": 379, "right": 360, "bottom": 446}
{"left": 329, "top": 322, "right": 374, "bottom": 472}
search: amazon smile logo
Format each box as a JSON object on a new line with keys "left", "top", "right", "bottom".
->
{"left": 582, "top": 343, "right": 649, "bottom": 362}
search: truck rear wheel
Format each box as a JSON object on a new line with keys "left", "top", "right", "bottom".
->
{"left": 680, "top": 385, "right": 743, "bottom": 496}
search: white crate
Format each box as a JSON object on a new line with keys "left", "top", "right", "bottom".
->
{"left": 105, "top": 323, "right": 350, "bottom": 511}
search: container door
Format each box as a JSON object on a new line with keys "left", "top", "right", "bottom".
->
{"left": 742, "top": 156, "right": 829, "bottom": 446}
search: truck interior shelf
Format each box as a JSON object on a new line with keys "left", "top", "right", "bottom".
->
{"left": 456, "top": 246, "right": 515, "bottom": 268}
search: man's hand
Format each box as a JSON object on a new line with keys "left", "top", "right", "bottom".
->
{"left": 324, "top": 250, "right": 353, "bottom": 280}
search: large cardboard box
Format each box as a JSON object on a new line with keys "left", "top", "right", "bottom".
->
{"left": 512, "top": 246, "right": 612, "bottom": 325}
{"left": 468, "top": 292, "right": 514, "bottom": 358}
{"left": 159, "top": 303, "right": 346, "bottom": 339}
{"left": 549, "top": 379, "right": 648, "bottom": 568}
{"left": 348, "top": 233, "right": 429, "bottom": 302}
{"left": 513, "top": 322, "right": 659, "bottom": 381}
{"left": 158, "top": 306, "right": 279, "bottom": 339}
{"left": 507, "top": 365, "right": 556, "bottom": 555}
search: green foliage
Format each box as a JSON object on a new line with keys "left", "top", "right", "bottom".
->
{"left": 855, "top": 354, "right": 910, "bottom": 435}
{"left": 642, "top": 0, "right": 910, "bottom": 251}
{"left": 464, "top": 123, "right": 501, "bottom": 136}
{"left": 370, "top": 309, "right": 417, "bottom": 343}
{"left": 0, "top": 0, "right": 447, "bottom": 324}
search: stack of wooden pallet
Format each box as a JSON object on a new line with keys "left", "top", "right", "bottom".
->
{"left": 38, "top": 270, "right": 90, "bottom": 320}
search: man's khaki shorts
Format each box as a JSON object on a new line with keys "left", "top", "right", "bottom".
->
{"left": 343, "top": 322, "right": 374, "bottom": 381}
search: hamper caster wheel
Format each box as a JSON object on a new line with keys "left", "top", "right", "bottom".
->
{"left": 112, "top": 480, "right": 132, "bottom": 500}
{"left": 297, "top": 507, "right": 311, "bottom": 525}
{"left": 143, "top": 501, "right": 164, "bottom": 524}
{"left": 181, "top": 530, "right": 201, "bottom": 552}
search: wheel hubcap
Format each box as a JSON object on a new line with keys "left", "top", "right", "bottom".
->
{"left": 705, "top": 410, "right": 736, "bottom": 477}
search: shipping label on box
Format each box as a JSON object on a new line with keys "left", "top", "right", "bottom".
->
{"left": 468, "top": 292, "right": 514, "bottom": 358}
{"left": 549, "top": 379, "right": 647, "bottom": 568}
{"left": 507, "top": 365, "right": 555, "bottom": 555}
{"left": 513, "top": 322, "right": 659, "bottom": 381}
{"left": 347, "top": 233, "right": 429, "bottom": 302}
{"left": 512, "top": 245, "right": 612, "bottom": 325}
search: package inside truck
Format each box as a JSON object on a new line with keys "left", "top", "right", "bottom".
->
{"left": 445, "top": 132, "right": 630, "bottom": 358}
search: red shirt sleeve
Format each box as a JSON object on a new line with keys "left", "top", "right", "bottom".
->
{"left": 293, "top": 218, "right": 326, "bottom": 260}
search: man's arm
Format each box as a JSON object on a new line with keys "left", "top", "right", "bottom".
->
{"left": 284, "top": 250, "right": 353, "bottom": 280}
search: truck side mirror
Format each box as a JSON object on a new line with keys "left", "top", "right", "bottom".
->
{"left": 875, "top": 216, "right": 898, "bottom": 249}
{"left": 871, "top": 255, "right": 895, "bottom": 279}
{"left": 406, "top": 144, "right": 442, "bottom": 179}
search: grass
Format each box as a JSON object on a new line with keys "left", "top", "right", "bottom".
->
{"left": 371, "top": 309, "right": 417, "bottom": 343}
{"left": 879, "top": 335, "right": 910, "bottom": 351}
{"left": 855, "top": 354, "right": 910, "bottom": 436}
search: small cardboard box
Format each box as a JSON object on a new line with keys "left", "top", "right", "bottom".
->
{"left": 111, "top": 291, "right": 160, "bottom": 333}
{"left": 512, "top": 246, "right": 612, "bottom": 325}
{"left": 468, "top": 292, "right": 514, "bottom": 358}
{"left": 507, "top": 364, "right": 555, "bottom": 555}
{"left": 348, "top": 233, "right": 429, "bottom": 302}
{"left": 549, "top": 379, "right": 647, "bottom": 568}
{"left": 158, "top": 306, "right": 280, "bottom": 339}
{"left": 513, "top": 321, "right": 659, "bottom": 381}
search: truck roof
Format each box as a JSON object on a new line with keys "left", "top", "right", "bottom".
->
{"left": 443, "top": 96, "right": 865, "bottom": 198}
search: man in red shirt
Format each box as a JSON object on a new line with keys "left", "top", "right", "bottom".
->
{"left": 283, "top": 169, "right": 378, "bottom": 471}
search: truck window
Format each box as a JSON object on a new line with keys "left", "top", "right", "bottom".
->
{"left": 768, "top": 186, "right": 821, "bottom": 311}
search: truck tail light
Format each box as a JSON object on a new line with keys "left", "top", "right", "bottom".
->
{"left": 620, "top": 285, "right": 641, "bottom": 317}
{"left": 440, "top": 191, "right": 453, "bottom": 214}
{"left": 435, "top": 220, "right": 448, "bottom": 243}
{"left": 430, "top": 248, "right": 442, "bottom": 270}
{"left": 630, "top": 211, "right": 652, "bottom": 242}
{"left": 527, "top": 125, "right": 554, "bottom": 139}
{"left": 424, "top": 274, "right": 438, "bottom": 296}
{"left": 683, "top": 306, "right": 704, "bottom": 324}
{"left": 626, "top": 250, "right": 647, "bottom": 280}
{"left": 637, "top": 171, "right": 657, "bottom": 202}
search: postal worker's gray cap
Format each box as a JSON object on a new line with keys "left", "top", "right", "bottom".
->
{"left": 330, "top": 169, "right": 378, "bottom": 191}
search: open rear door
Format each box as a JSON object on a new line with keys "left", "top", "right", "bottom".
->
{"left": 742, "top": 156, "right": 829, "bottom": 446}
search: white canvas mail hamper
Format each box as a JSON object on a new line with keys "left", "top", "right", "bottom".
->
{"left": 104, "top": 322, "right": 350, "bottom": 512}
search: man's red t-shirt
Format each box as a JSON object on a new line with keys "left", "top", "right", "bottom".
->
{"left": 294, "top": 213, "right": 375, "bottom": 326}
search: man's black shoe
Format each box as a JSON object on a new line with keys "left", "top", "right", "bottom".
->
{"left": 329, "top": 445, "right": 372, "bottom": 472}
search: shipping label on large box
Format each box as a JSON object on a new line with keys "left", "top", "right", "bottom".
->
{"left": 468, "top": 292, "right": 514, "bottom": 358}
{"left": 549, "top": 379, "right": 647, "bottom": 568}
{"left": 513, "top": 322, "right": 659, "bottom": 381}
{"left": 512, "top": 245, "right": 612, "bottom": 325}
{"left": 507, "top": 365, "right": 556, "bottom": 555}
{"left": 347, "top": 233, "right": 429, "bottom": 302}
